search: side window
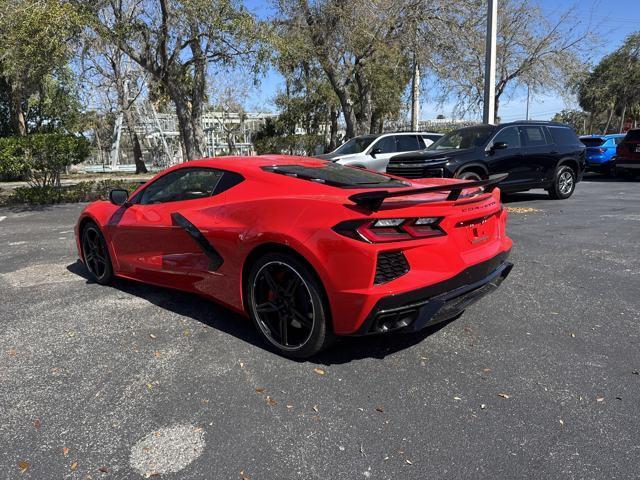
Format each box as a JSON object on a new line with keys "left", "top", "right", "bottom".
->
{"left": 139, "top": 168, "right": 224, "bottom": 205}
{"left": 492, "top": 127, "right": 521, "bottom": 149}
{"left": 520, "top": 126, "right": 548, "bottom": 147}
{"left": 416, "top": 136, "right": 427, "bottom": 149}
{"left": 548, "top": 126, "right": 579, "bottom": 146}
{"left": 373, "top": 136, "right": 397, "bottom": 154}
{"left": 396, "top": 135, "right": 421, "bottom": 152}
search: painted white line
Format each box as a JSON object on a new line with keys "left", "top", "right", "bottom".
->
{"left": 0, "top": 216, "right": 6, "bottom": 223}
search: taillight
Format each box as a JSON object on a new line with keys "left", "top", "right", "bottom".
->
{"left": 333, "top": 217, "right": 445, "bottom": 243}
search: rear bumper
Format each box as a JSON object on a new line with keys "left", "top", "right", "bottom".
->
{"left": 351, "top": 251, "right": 512, "bottom": 335}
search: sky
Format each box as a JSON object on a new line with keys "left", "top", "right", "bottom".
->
{"left": 242, "top": 0, "right": 640, "bottom": 122}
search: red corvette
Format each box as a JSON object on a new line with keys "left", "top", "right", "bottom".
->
{"left": 75, "top": 156, "right": 513, "bottom": 358}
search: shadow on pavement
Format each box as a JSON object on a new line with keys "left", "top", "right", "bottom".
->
{"left": 67, "top": 260, "right": 445, "bottom": 364}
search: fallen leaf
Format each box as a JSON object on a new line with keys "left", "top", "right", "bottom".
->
{"left": 266, "top": 396, "right": 276, "bottom": 406}
{"left": 239, "top": 361, "right": 244, "bottom": 368}
{"left": 453, "top": 396, "right": 461, "bottom": 401}
{"left": 405, "top": 459, "right": 413, "bottom": 465}
{"left": 570, "top": 333, "right": 576, "bottom": 338}
{"left": 375, "top": 406, "right": 384, "bottom": 413}
{"left": 154, "top": 351, "right": 161, "bottom": 358}
{"left": 255, "top": 387, "right": 265, "bottom": 393}
{"left": 149, "top": 333, "right": 157, "bottom": 339}
{"left": 18, "top": 460, "right": 29, "bottom": 473}
{"left": 146, "top": 383, "right": 153, "bottom": 390}
{"left": 33, "top": 418, "right": 41, "bottom": 429}
{"left": 480, "top": 404, "right": 487, "bottom": 410}
{"left": 286, "top": 405, "right": 294, "bottom": 409}
{"left": 632, "top": 370, "right": 639, "bottom": 375}
{"left": 312, "top": 405, "right": 319, "bottom": 412}
{"left": 313, "top": 367, "right": 326, "bottom": 375}
{"left": 99, "top": 466, "right": 109, "bottom": 473}
{"left": 497, "top": 393, "right": 510, "bottom": 399}
{"left": 68, "top": 331, "right": 75, "bottom": 337}
{"left": 596, "top": 396, "right": 604, "bottom": 402}
{"left": 193, "top": 427, "right": 203, "bottom": 433}
{"left": 183, "top": 329, "right": 190, "bottom": 337}
{"left": 8, "top": 347, "right": 17, "bottom": 356}
{"left": 559, "top": 419, "right": 564, "bottom": 425}
{"left": 482, "top": 368, "right": 492, "bottom": 373}
{"left": 71, "top": 461, "right": 78, "bottom": 471}
{"left": 505, "top": 206, "right": 541, "bottom": 214}
{"left": 240, "top": 470, "right": 250, "bottom": 480}
{"left": 62, "top": 447, "right": 69, "bottom": 457}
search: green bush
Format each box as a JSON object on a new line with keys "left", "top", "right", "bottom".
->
{"left": 6, "top": 179, "right": 143, "bottom": 205}
{"left": 0, "top": 133, "right": 90, "bottom": 186}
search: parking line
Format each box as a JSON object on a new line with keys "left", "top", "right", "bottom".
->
{"left": 0, "top": 216, "right": 6, "bottom": 223}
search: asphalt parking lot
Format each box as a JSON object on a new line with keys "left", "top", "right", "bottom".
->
{"left": 1, "top": 175, "right": 639, "bottom": 479}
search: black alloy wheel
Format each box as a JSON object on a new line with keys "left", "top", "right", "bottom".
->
{"left": 247, "top": 253, "right": 333, "bottom": 358}
{"left": 81, "top": 222, "right": 113, "bottom": 284}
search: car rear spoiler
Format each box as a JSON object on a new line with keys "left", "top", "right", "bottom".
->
{"left": 349, "top": 173, "right": 508, "bottom": 212}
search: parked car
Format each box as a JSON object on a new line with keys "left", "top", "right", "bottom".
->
{"left": 386, "top": 121, "right": 586, "bottom": 199}
{"left": 75, "top": 156, "right": 512, "bottom": 358}
{"left": 614, "top": 128, "right": 640, "bottom": 177}
{"left": 316, "top": 132, "right": 443, "bottom": 172}
{"left": 579, "top": 134, "right": 625, "bottom": 175}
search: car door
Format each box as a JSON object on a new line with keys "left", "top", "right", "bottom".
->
{"left": 364, "top": 135, "right": 397, "bottom": 171}
{"left": 519, "top": 125, "right": 554, "bottom": 185}
{"left": 484, "top": 126, "right": 523, "bottom": 186}
{"left": 107, "top": 167, "right": 225, "bottom": 287}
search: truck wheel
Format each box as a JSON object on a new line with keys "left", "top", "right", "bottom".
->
{"left": 547, "top": 165, "right": 576, "bottom": 200}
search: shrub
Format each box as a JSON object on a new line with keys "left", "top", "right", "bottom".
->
{"left": 0, "top": 133, "right": 90, "bottom": 186}
{"left": 6, "top": 179, "right": 143, "bottom": 205}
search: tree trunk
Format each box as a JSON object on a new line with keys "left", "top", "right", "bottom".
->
{"left": 10, "top": 89, "right": 27, "bottom": 136}
{"left": 123, "top": 110, "right": 148, "bottom": 174}
{"left": 493, "top": 95, "right": 500, "bottom": 124}
{"left": 619, "top": 104, "right": 627, "bottom": 133}
{"left": 603, "top": 107, "right": 615, "bottom": 134}
{"left": 328, "top": 107, "right": 339, "bottom": 152}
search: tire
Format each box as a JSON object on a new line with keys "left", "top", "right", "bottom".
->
{"left": 246, "top": 252, "right": 334, "bottom": 358}
{"left": 547, "top": 165, "right": 576, "bottom": 200}
{"left": 81, "top": 221, "right": 114, "bottom": 285}
{"left": 456, "top": 170, "right": 483, "bottom": 181}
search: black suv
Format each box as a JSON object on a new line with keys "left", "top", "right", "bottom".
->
{"left": 386, "top": 121, "right": 586, "bottom": 199}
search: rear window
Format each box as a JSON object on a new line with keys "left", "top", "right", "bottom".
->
{"left": 625, "top": 129, "right": 640, "bottom": 141}
{"left": 262, "top": 163, "right": 409, "bottom": 189}
{"left": 548, "top": 127, "right": 579, "bottom": 146}
{"left": 580, "top": 137, "right": 604, "bottom": 147}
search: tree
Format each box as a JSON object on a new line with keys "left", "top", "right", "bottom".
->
{"left": 0, "top": 0, "right": 84, "bottom": 135}
{"left": 433, "top": 0, "right": 590, "bottom": 122}
{"left": 552, "top": 109, "right": 586, "bottom": 134}
{"left": 576, "top": 33, "right": 640, "bottom": 134}
{"left": 82, "top": 0, "right": 268, "bottom": 160}
{"left": 274, "top": 0, "right": 415, "bottom": 138}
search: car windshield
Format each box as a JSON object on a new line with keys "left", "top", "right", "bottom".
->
{"left": 333, "top": 136, "right": 377, "bottom": 155}
{"left": 428, "top": 126, "right": 495, "bottom": 150}
{"left": 581, "top": 138, "right": 604, "bottom": 147}
{"left": 262, "top": 163, "right": 408, "bottom": 188}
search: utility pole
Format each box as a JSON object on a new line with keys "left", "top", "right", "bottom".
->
{"left": 483, "top": 0, "right": 497, "bottom": 125}
{"left": 411, "top": 55, "right": 420, "bottom": 131}
{"left": 525, "top": 84, "right": 530, "bottom": 121}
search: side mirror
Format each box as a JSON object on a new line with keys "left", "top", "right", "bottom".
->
{"left": 109, "top": 188, "right": 129, "bottom": 206}
{"left": 492, "top": 141, "right": 508, "bottom": 151}
{"left": 370, "top": 147, "right": 382, "bottom": 157}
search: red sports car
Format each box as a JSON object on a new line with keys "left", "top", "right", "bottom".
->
{"left": 75, "top": 156, "right": 513, "bottom": 358}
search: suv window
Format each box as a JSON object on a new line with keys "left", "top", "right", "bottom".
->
{"left": 614, "top": 137, "right": 625, "bottom": 145}
{"left": 581, "top": 137, "right": 604, "bottom": 147}
{"left": 373, "top": 136, "right": 397, "bottom": 154}
{"left": 396, "top": 135, "right": 421, "bottom": 152}
{"left": 492, "top": 127, "right": 521, "bottom": 149}
{"left": 520, "top": 126, "right": 548, "bottom": 147}
{"left": 624, "top": 129, "right": 640, "bottom": 141}
{"left": 549, "top": 127, "right": 579, "bottom": 145}
{"left": 139, "top": 168, "right": 224, "bottom": 204}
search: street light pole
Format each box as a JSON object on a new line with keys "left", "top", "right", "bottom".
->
{"left": 483, "top": 0, "right": 497, "bottom": 125}
{"left": 525, "top": 84, "right": 530, "bottom": 121}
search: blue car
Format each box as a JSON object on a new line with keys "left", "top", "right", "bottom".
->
{"left": 579, "top": 134, "right": 626, "bottom": 174}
